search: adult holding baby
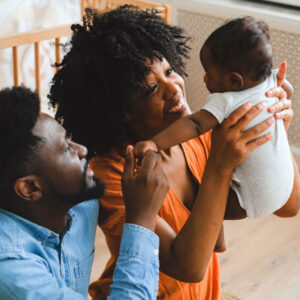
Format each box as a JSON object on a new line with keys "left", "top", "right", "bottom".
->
{"left": 49, "top": 6, "right": 299, "bottom": 300}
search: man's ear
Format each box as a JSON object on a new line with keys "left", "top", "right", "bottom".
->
{"left": 230, "top": 72, "right": 244, "bottom": 90}
{"left": 14, "top": 175, "right": 42, "bottom": 202}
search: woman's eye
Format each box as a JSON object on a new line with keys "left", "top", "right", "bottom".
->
{"left": 144, "top": 84, "right": 157, "bottom": 96}
{"left": 166, "top": 68, "right": 174, "bottom": 76}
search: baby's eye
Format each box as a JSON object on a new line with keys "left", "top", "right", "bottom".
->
{"left": 166, "top": 68, "right": 174, "bottom": 76}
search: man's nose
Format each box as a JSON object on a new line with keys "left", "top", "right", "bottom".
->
{"left": 70, "top": 141, "right": 88, "bottom": 158}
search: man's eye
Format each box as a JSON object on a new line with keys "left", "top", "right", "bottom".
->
{"left": 166, "top": 68, "right": 174, "bottom": 76}
{"left": 65, "top": 144, "right": 71, "bottom": 153}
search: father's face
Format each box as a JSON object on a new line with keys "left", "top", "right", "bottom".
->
{"left": 32, "top": 113, "right": 105, "bottom": 204}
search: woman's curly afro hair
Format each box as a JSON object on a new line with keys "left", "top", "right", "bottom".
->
{"left": 48, "top": 5, "right": 190, "bottom": 156}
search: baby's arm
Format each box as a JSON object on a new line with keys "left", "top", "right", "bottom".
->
{"left": 135, "top": 110, "right": 219, "bottom": 156}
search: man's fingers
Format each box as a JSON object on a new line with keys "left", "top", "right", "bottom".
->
{"left": 123, "top": 145, "right": 135, "bottom": 179}
{"left": 277, "top": 61, "right": 287, "bottom": 87}
{"left": 139, "top": 150, "right": 158, "bottom": 175}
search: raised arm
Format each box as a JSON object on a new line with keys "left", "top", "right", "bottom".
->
{"left": 109, "top": 147, "right": 169, "bottom": 299}
{"left": 156, "top": 102, "right": 274, "bottom": 282}
{"left": 269, "top": 62, "right": 300, "bottom": 217}
{"left": 135, "top": 110, "right": 218, "bottom": 156}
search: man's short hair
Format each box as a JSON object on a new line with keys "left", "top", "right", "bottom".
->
{"left": 0, "top": 86, "right": 41, "bottom": 197}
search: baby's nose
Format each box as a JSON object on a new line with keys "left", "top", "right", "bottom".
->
{"left": 204, "top": 74, "right": 208, "bottom": 83}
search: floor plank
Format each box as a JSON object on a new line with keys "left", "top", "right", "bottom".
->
{"left": 90, "top": 214, "right": 300, "bottom": 300}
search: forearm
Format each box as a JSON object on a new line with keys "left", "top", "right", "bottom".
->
{"left": 274, "top": 152, "right": 300, "bottom": 217}
{"left": 158, "top": 159, "right": 231, "bottom": 282}
{"left": 109, "top": 224, "right": 159, "bottom": 300}
{"left": 153, "top": 116, "right": 204, "bottom": 149}
{"left": 224, "top": 188, "right": 247, "bottom": 220}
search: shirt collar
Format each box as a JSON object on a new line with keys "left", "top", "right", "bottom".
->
{"left": 0, "top": 208, "right": 74, "bottom": 244}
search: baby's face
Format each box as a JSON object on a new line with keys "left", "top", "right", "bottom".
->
{"left": 200, "top": 46, "right": 232, "bottom": 93}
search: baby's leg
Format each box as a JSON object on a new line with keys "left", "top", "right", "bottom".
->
{"left": 214, "top": 224, "right": 226, "bottom": 252}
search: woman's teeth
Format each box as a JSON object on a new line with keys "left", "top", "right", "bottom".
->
{"left": 168, "top": 100, "right": 184, "bottom": 113}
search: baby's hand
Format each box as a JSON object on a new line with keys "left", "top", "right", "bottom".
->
{"left": 134, "top": 140, "right": 158, "bottom": 157}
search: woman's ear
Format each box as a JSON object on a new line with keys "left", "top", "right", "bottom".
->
{"left": 14, "top": 175, "right": 42, "bottom": 202}
{"left": 230, "top": 72, "right": 244, "bottom": 90}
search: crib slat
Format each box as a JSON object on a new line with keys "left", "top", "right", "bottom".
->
{"left": 55, "top": 37, "right": 61, "bottom": 73}
{"left": 12, "top": 46, "right": 19, "bottom": 86}
{"left": 34, "top": 42, "right": 40, "bottom": 97}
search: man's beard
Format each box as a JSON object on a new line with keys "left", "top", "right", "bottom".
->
{"left": 72, "top": 176, "right": 106, "bottom": 203}
{"left": 57, "top": 160, "right": 106, "bottom": 205}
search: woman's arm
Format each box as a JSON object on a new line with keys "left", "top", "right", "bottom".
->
{"left": 156, "top": 102, "right": 274, "bottom": 282}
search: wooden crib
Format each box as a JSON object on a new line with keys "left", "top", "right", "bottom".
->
{"left": 0, "top": 0, "right": 171, "bottom": 99}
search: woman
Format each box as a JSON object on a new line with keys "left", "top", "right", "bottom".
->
{"left": 49, "top": 6, "right": 300, "bottom": 300}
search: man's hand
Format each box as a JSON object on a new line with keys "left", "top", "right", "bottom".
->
{"left": 134, "top": 140, "right": 158, "bottom": 157}
{"left": 121, "top": 145, "right": 170, "bottom": 231}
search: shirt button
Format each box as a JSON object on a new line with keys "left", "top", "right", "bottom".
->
{"left": 153, "top": 249, "right": 159, "bottom": 255}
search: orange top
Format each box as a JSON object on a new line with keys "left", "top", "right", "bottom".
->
{"left": 89, "top": 132, "right": 221, "bottom": 300}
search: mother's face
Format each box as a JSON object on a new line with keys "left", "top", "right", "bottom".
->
{"left": 127, "top": 57, "right": 191, "bottom": 141}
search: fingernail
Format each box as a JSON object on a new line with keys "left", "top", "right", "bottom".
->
{"left": 258, "top": 102, "right": 266, "bottom": 110}
{"left": 268, "top": 106, "right": 275, "bottom": 113}
{"left": 266, "top": 91, "right": 272, "bottom": 96}
{"left": 245, "top": 102, "right": 252, "bottom": 109}
{"left": 268, "top": 117, "right": 275, "bottom": 124}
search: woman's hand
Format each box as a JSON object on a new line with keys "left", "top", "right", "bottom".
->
{"left": 209, "top": 102, "right": 274, "bottom": 174}
{"left": 266, "top": 62, "right": 294, "bottom": 131}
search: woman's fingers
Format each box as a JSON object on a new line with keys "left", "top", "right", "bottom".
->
{"left": 268, "top": 98, "right": 291, "bottom": 113}
{"left": 223, "top": 102, "right": 267, "bottom": 134}
{"left": 241, "top": 116, "right": 274, "bottom": 144}
{"left": 247, "top": 132, "right": 273, "bottom": 152}
{"left": 222, "top": 102, "right": 252, "bottom": 129}
{"left": 266, "top": 86, "right": 287, "bottom": 99}
{"left": 276, "top": 61, "right": 287, "bottom": 87}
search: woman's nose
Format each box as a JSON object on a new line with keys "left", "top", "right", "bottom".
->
{"left": 164, "top": 79, "right": 178, "bottom": 99}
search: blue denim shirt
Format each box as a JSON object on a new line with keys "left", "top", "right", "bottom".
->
{"left": 0, "top": 199, "right": 159, "bottom": 299}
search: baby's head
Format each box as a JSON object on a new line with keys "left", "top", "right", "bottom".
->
{"left": 200, "top": 16, "right": 273, "bottom": 93}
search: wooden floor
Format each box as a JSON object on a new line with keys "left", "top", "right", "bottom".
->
{"left": 90, "top": 213, "right": 300, "bottom": 300}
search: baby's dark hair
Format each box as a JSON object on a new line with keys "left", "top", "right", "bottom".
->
{"left": 0, "top": 86, "right": 42, "bottom": 198}
{"left": 203, "top": 16, "right": 273, "bottom": 82}
{"left": 48, "top": 5, "right": 190, "bottom": 156}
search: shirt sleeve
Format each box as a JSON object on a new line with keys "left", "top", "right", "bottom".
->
{"left": 108, "top": 223, "right": 159, "bottom": 300}
{"left": 0, "top": 254, "right": 87, "bottom": 300}
{"left": 202, "top": 93, "right": 233, "bottom": 123}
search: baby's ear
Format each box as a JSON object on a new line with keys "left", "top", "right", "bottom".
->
{"left": 230, "top": 72, "right": 244, "bottom": 90}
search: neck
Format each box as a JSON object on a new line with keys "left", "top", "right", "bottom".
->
{"left": 242, "top": 78, "right": 265, "bottom": 90}
{"left": 2, "top": 200, "right": 71, "bottom": 234}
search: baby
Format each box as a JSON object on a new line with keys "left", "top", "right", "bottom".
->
{"left": 135, "top": 17, "right": 294, "bottom": 221}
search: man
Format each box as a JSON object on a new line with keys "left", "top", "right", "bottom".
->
{"left": 0, "top": 86, "right": 169, "bottom": 299}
